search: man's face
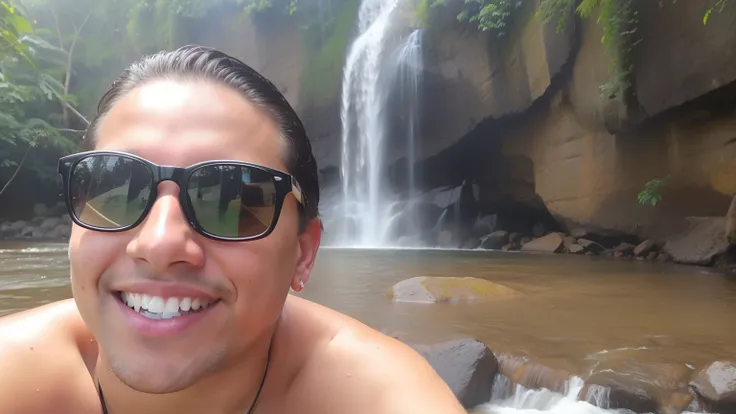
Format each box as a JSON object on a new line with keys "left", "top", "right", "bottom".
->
{"left": 68, "top": 79, "right": 320, "bottom": 393}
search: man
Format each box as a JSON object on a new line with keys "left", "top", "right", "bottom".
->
{"left": 0, "top": 46, "right": 467, "bottom": 413}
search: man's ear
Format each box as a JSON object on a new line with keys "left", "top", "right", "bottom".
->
{"left": 291, "top": 218, "right": 322, "bottom": 291}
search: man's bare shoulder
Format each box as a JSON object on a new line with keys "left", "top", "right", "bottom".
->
{"left": 0, "top": 300, "right": 100, "bottom": 413}
{"left": 282, "top": 297, "right": 466, "bottom": 414}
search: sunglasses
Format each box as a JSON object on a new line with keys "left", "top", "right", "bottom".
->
{"left": 57, "top": 150, "right": 304, "bottom": 241}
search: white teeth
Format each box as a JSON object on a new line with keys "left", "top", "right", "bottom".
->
{"left": 142, "top": 294, "right": 152, "bottom": 309}
{"left": 120, "top": 292, "right": 212, "bottom": 318}
{"left": 148, "top": 296, "right": 166, "bottom": 313}
{"left": 164, "top": 297, "right": 179, "bottom": 313}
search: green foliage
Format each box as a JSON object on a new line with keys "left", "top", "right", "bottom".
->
{"left": 1, "top": 1, "right": 33, "bottom": 60}
{"left": 638, "top": 176, "right": 670, "bottom": 207}
{"left": 0, "top": 4, "right": 79, "bottom": 196}
{"left": 429, "top": 0, "right": 522, "bottom": 36}
{"left": 539, "top": 0, "right": 638, "bottom": 100}
{"left": 299, "top": 0, "right": 358, "bottom": 107}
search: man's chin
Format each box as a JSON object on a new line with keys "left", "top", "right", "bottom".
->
{"left": 105, "top": 347, "right": 226, "bottom": 394}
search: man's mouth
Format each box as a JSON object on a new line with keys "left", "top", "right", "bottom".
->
{"left": 117, "top": 291, "right": 218, "bottom": 320}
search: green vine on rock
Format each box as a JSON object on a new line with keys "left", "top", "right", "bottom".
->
{"left": 539, "top": 0, "right": 639, "bottom": 100}
{"left": 428, "top": 0, "right": 522, "bottom": 36}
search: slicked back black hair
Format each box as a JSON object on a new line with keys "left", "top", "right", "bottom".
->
{"left": 84, "top": 45, "right": 319, "bottom": 225}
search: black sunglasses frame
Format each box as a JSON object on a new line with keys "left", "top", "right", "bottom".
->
{"left": 57, "top": 150, "right": 305, "bottom": 242}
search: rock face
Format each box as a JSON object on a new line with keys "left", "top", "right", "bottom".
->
{"left": 690, "top": 360, "right": 736, "bottom": 413}
{"left": 406, "top": 4, "right": 736, "bottom": 245}
{"left": 388, "top": 276, "right": 520, "bottom": 303}
{"left": 404, "top": 338, "right": 498, "bottom": 409}
{"left": 663, "top": 217, "right": 730, "bottom": 265}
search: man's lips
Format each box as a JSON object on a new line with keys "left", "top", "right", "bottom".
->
{"left": 113, "top": 289, "right": 221, "bottom": 337}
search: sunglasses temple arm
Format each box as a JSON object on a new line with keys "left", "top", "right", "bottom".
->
{"left": 291, "top": 177, "right": 304, "bottom": 206}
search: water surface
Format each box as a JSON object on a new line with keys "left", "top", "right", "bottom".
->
{"left": 1, "top": 241, "right": 734, "bottom": 413}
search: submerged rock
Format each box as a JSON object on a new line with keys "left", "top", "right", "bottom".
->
{"left": 403, "top": 338, "right": 498, "bottom": 409}
{"left": 690, "top": 360, "right": 736, "bottom": 413}
{"left": 521, "top": 233, "right": 563, "bottom": 253}
{"left": 388, "top": 276, "right": 521, "bottom": 303}
{"left": 663, "top": 217, "right": 730, "bottom": 265}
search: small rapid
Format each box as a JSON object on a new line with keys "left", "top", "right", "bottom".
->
{"left": 474, "top": 375, "right": 705, "bottom": 414}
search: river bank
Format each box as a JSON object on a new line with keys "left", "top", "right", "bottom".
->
{"left": 2, "top": 210, "right": 735, "bottom": 273}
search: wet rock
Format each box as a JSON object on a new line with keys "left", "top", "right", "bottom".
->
{"left": 646, "top": 251, "right": 659, "bottom": 261}
{"left": 727, "top": 194, "right": 736, "bottom": 246}
{"left": 563, "top": 236, "right": 577, "bottom": 250}
{"left": 480, "top": 231, "right": 509, "bottom": 250}
{"left": 578, "top": 238, "right": 605, "bottom": 254}
{"left": 461, "top": 237, "right": 482, "bottom": 250}
{"left": 20, "top": 226, "right": 34, "bottom": 237}
{"left": 506, "top": 361, "right": 573, "bottom": 394}
{"left": 39, "top": 217, "right": 60, "bottom": 232}
{"left": 388, "top": 276, "right": 521, "bottom": 304}
{"left": 521, "top": 233, "right": 563, "bottom": 253}
{"left": 403, "top": 338, "right": 498, "bottom": 409}
{"left": 581, "top": 358, "right": 693, "bottom": 414}
{"left": 657, "top": 253, "right": 670, "bottom": 262}
{"left": 509, "top": 232, "right": 523, "bottom": 245}
{"left": 471, "top": 215, "right": 497, "bottom": 239}
{"left": 634, "top": 240, "right": 656, "bottom": 257}
{"left": 519, "top": 236, "right": 531, "bottom": 246}
{"left": 614, "top": 243, "right": 636, "bottom": 256}
{"left": 690, "top": 360, "right": 736, "bottom": 413}
{"left": 501, "top": 244, "right": 513, "bottom": 251}
{"left": 664, "top": 217, "right": 730, "bottom": 265}
{"left": 568, "top": 244, "right": 585, "bottom": 254}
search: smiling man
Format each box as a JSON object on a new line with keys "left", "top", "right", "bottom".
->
{"left": 0, "top": 46, "right": 466, "bottom": 414}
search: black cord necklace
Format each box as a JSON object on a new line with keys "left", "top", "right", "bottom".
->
{"left": 97, "top": 340, "right": 274, "bottom": 414}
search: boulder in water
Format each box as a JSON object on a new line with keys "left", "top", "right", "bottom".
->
{"left": 690, "top": 360, "right": 736, "bottom": 413}
{"left": 634, "top": 240, "right": 656, "bottom": 257}
{"left": 581, "top": 357, "right": 693, "bottom": 414}
{"left": 403, "top": 337, "right": 498, "bottom": 409}
{"left": 521, "top": 233, "right": 563, "bottom": 253}
{"left": 388, "top": 276, "right": 521, "bottom": 303}
{"left": 479, "top": 231, "right": 508, "bottom": 250}
{"left": 663, "top": 217, "right": 730, "bottom": 265}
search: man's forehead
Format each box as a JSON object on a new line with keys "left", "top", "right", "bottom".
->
{"left": 93, "top": 80, "right": 288, "bottom": 169}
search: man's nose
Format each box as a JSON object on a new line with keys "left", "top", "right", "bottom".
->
{"left": 126, "top": 182, "right": 205, "bottom": 272}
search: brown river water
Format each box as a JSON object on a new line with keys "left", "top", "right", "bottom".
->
{"left": 1, "top": 241, "right": 734, "bottom": 413}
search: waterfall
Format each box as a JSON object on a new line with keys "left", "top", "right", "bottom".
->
{"left": 336, "top": 0, "right": 423, "bottom": 247}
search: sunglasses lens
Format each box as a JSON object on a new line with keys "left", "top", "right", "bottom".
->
{"left": 187, "top": 165, "right": 277, "bottom": 238}
{"left": 69, "top": 155, "right": 153, "bottom": 229}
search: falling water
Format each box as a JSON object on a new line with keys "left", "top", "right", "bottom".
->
{"left": 337, "top": 0, "right": 423, "bottom": 247}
